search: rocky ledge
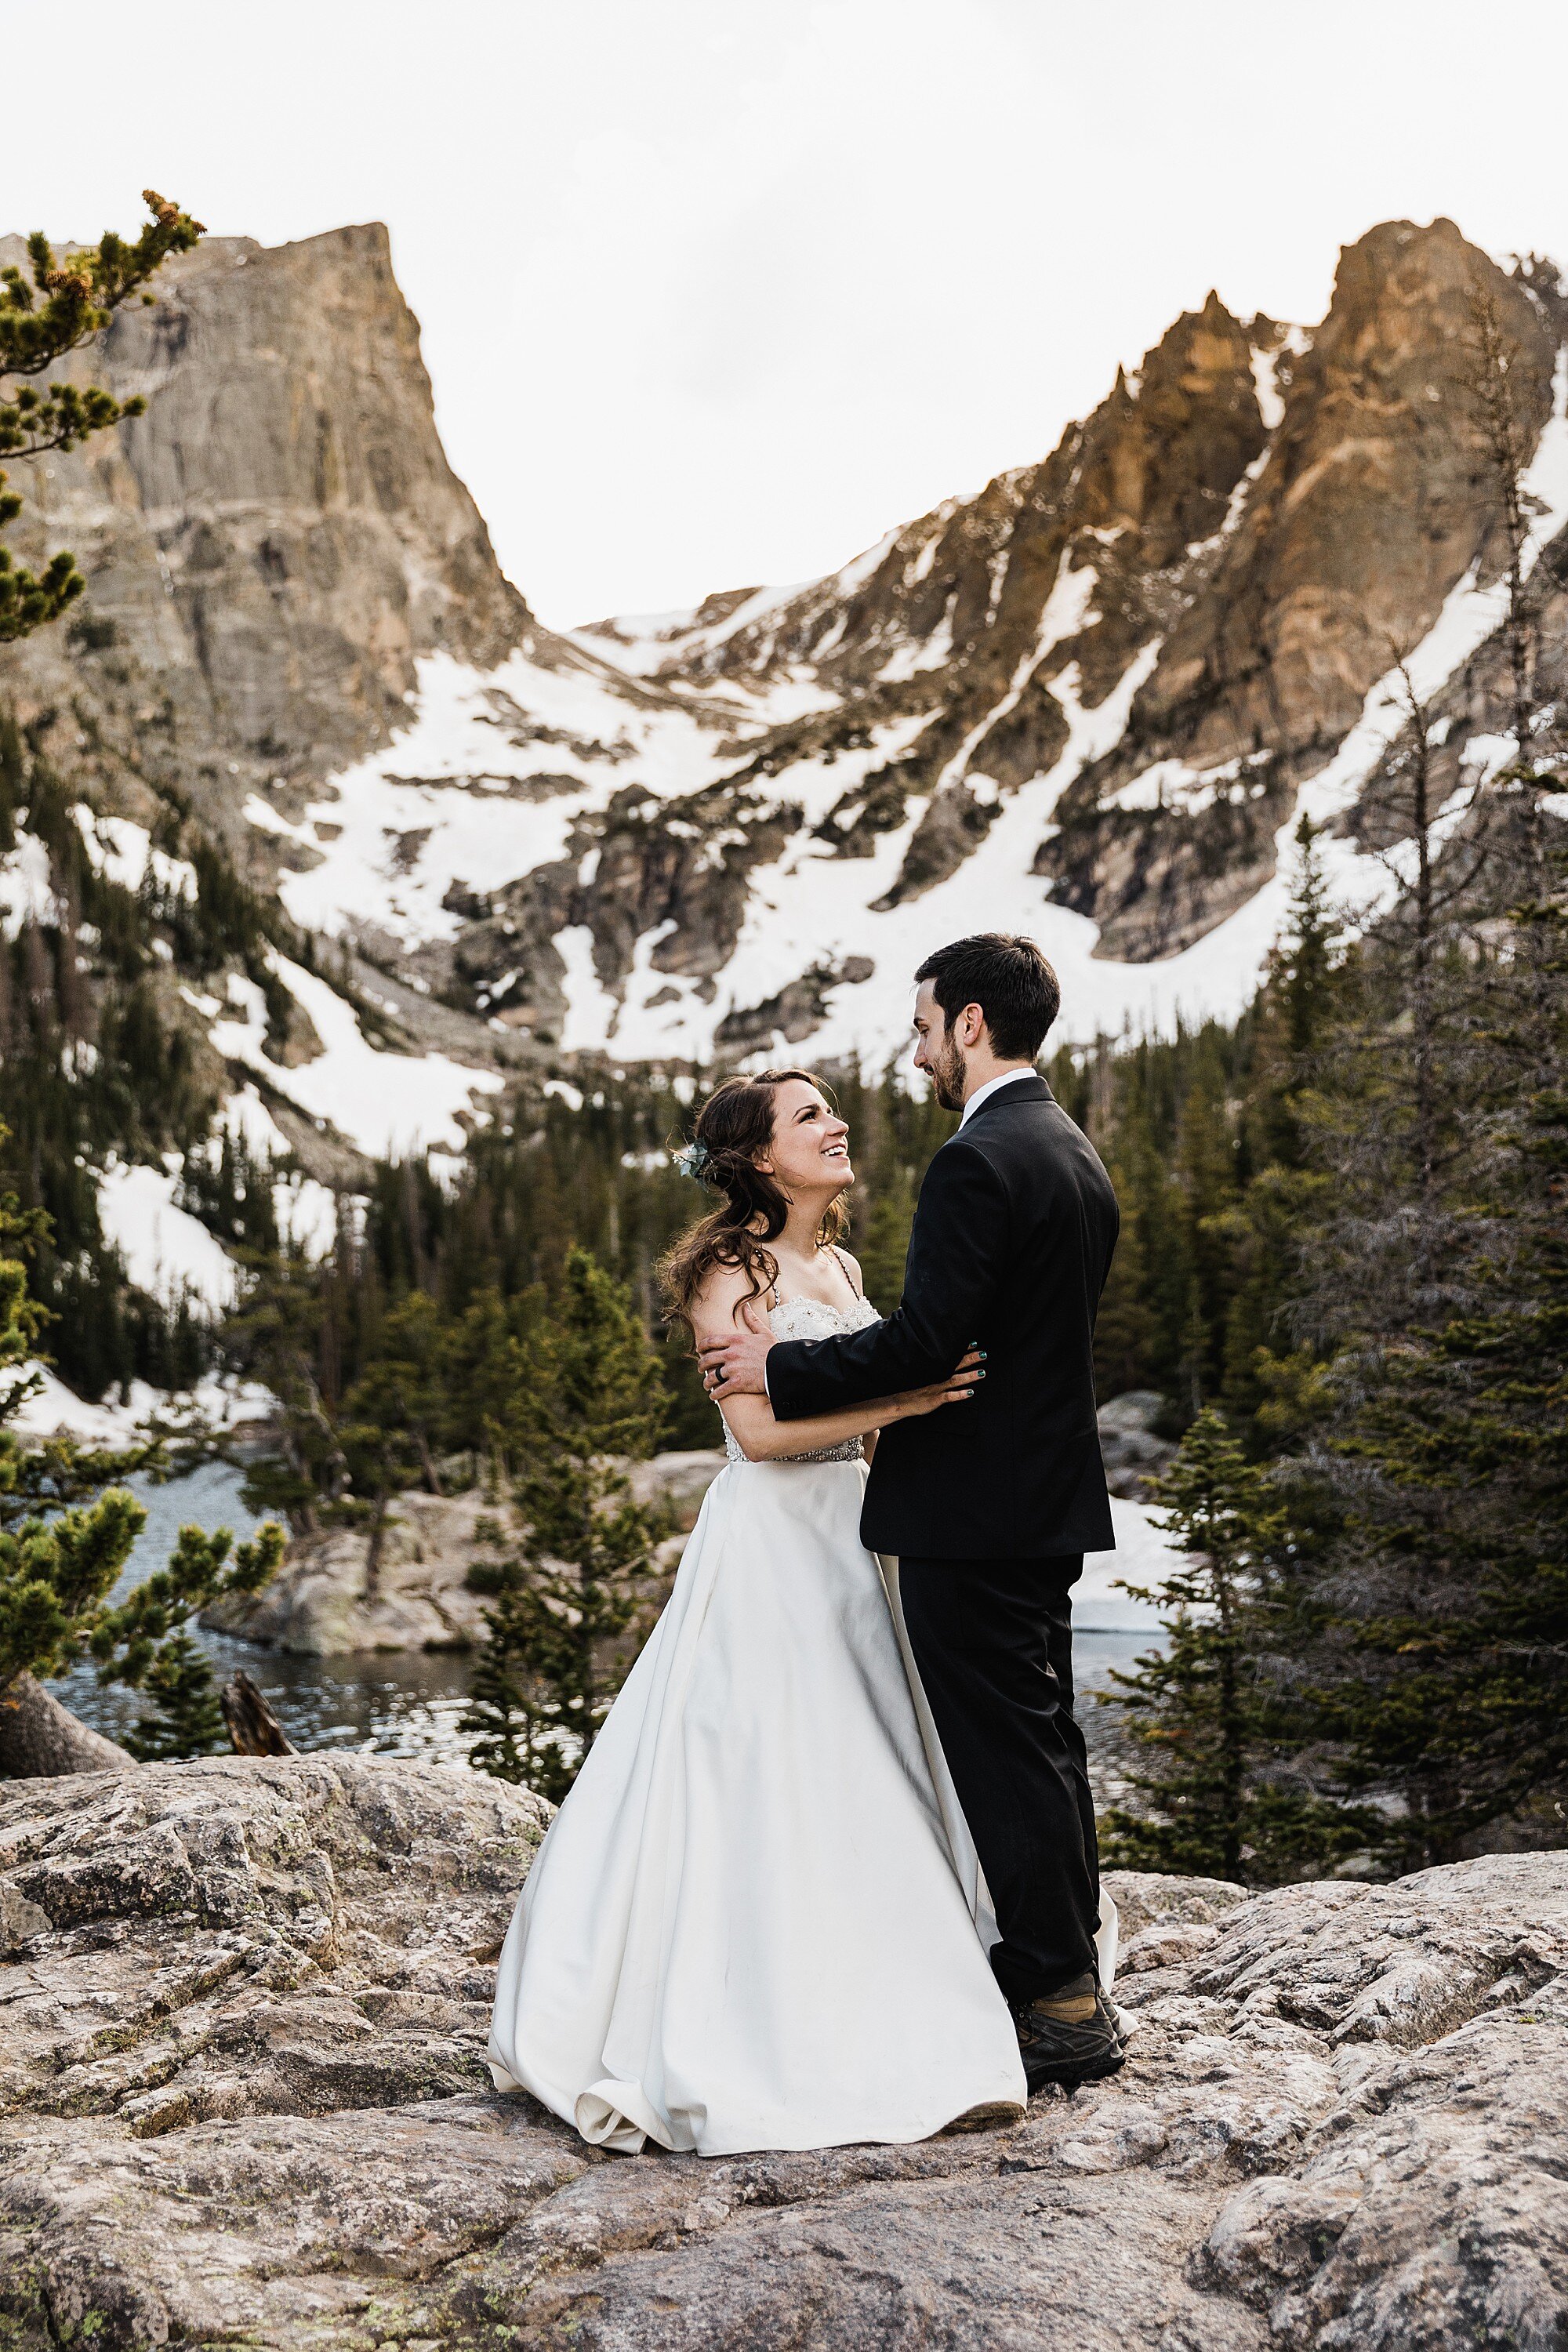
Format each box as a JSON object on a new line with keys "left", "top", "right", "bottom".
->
{"left": 0, "top": 1756, "right": 1563, "bottom": 2350}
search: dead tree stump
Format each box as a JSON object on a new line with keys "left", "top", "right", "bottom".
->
{"left": 220, "top": 1671, "right": 297, "bottom": 1756}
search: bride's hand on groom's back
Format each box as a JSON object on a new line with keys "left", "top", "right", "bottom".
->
{"left": 888, "top": 1349, "right": 985, "bottom": 1421}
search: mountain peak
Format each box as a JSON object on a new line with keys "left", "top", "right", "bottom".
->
{"left": 4, "top": 215, "right": 1564, "bottom": 1109}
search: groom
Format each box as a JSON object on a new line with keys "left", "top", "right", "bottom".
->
{"left": 700, "top": 932, "right": 1123, "bottom": 2090}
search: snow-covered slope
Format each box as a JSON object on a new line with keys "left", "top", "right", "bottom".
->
{"left": 230, "top": 221, "right": 1568, "bottom": 1075}
{"left": 5, "top": 212, "right": 1567, "bottom": 1169}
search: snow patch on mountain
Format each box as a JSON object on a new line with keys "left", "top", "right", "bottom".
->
{"left": 1106, "top": 751, "right": 1274, "bottom": 815}
{"left": 74, "top": 810, "right": 197, "bottom": 900}
{"left": 601, "top": 622, "right": 1169, "bottom": 1065}
{"left": 1248, "top": 342, "right": 1285, "bottom": 432}
{"left": 209, "top": 956, "right": 503, "bottom": 1158}
{"left": 779, "top": 711, "right": 937, "bottom": 834}
{"left": 944, "top": 556, "right": 1100, "bottom": 794}
{"left": 1247, "top": 323, "right": 1311, "bottom": 434}
{"left": 578, "top": 581, "right": 816, "bottom": 678}
{"left": 879, "top": 604, "right": 955, "bottom": 681}
{"left": 0, "top": 834, "right": 58, "bottom": 936}
{"left": 268, "top": 645, "right": 777, "bottom": 954}
{"left": 96, "top": 1160, "right": 238, "bottom": 1312}
{"left": 554, "top": 925, "right": 623, "bottom": 1054}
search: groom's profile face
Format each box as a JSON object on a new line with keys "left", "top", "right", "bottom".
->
{"left": 912, "top": 980, "right": 967, "bottom": 1112}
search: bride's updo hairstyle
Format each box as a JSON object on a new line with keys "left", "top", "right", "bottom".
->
{"left": 659, "top": 1069, "right": 850, "bottom": 1335}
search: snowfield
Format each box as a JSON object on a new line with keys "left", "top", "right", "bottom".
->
{"left": 96, "top": 1160, "right": 238, "bottom": 1314}
{"left": 230, "top": 346, "right": 1568, "bottom": 1081}
{"left": 208, "top": 956, "right": 504, "bottom": 1160}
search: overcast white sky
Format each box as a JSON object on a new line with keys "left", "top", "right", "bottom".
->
{"left": 7, "top": 1, "right": 1568, "bottom": 626}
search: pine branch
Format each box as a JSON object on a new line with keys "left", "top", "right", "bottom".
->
{"left": 0, "top": 192, "right": 204, "bottom": 643}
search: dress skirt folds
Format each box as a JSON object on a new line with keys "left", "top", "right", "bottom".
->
{"left": 488, "top": 1441, "right": 1118, "bottom": 2158}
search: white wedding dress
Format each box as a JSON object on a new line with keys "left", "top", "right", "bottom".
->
{"left": 488, "top": 1291, "right": 1116, "bottom": 2157}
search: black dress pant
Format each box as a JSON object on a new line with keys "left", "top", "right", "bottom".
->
{"left": 898, "top": 1554, "right": 1100, "bottom": 2004}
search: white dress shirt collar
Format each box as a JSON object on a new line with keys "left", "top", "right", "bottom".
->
{"left": 958, "top": 1067, "right": 1037, "bottom": 1128}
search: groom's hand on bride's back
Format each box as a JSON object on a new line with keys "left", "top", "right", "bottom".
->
{"left": 699, "top": 1299, "right": 775, "bottom": 1400}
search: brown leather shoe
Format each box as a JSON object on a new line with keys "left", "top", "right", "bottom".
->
{"left": 1013, "top": 1977, "right": 1127, "bottom": 2092}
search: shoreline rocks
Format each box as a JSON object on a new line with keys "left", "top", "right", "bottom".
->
{"left": 1, "top": 1755, "right": 1564, "bottom": 2349}
{"left": 202, "top": 1452, "right": 725, "bottom": 1657}
{"left": 201, "top": 1490, "right": 498, "bottom": 1655}
{"left": 1097, "top": 1390, "right": 1178, "bottom": 1498}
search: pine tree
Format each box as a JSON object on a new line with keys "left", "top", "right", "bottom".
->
{"left": 1, "top": 198, "right": 203, "bottom": 639}
{"left": 462, "top": 1250, "right": 669, "bottom": 1799}
{"left": 226, "top": 1247, "right": 350, "bottom": 1533}
{"left": 0, "top": 1121, "right": 283, "bottom": 1770}
{"left": 1094, "top": 1047, "right": 1189, "bottom": 1404}
{"left": 123, "top": 1632, "right": 229, "bottom": 1761}
{"left": 1101, "top": 1409, "right": 1368, "bottom": 1882}
{"left": 0, "top": 726, "right": 230, "bottom": 1401}
{"left": 459, "top": 1534, "right": 539, "bottom": 1788}
{"left": 1242, "top": 818, "right": 1341, "bottom": 1177}
{"left": 1174, "top": 1030, "right": 1242, "bottom": 1356}
{"left": 1220, "top": 822, "right": 1344, "bottom": 1437}
{"left": 437, "top": 1286, "right": 539, "bottom": 1484}
{"left": 336, "top": 1289, "right": 458, "bottom": 1581}
{"left": 855, "top": 1160, "right": 916, "bottom": 1312}
{"left": 1319, "top": 836, "right": 1568, "bottom": 1864}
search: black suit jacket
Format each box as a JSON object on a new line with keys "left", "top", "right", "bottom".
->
{"left": 767, "top": 1076, "right": 1120, "bottom": 1559}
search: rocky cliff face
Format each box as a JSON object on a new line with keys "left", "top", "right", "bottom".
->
{"left": 2, "top": 1756, "right": 1565, "bottom": 2350}
{"left": 241, "top": 214, "right": 1568, "bottom": 1077}
{"left": 2, "top": 214, "right": 1565, "bottom": 1152}
{"left": 586, "top": 220, "right": 1561, "bottom": 973}
{"left": 601, "top": 287, "right": 1274, "bottom": 913}
{"left": 1037, "top": 220, "right": 1560, "bottom": 956}
{"left": 0, "top": 224, "right": 528, "bottom": 844}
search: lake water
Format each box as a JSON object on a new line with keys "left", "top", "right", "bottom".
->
{"left": 50, "top": 1465, "right": 1169, "bottom": 1766}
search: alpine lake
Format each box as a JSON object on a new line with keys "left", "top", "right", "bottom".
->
{"left": 50, "top": 1462, "right": 1168, "bottom": 1769}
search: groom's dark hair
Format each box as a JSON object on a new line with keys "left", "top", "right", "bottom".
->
{"left": 915, "top": 934, "right": 1061, "bottom": 1059}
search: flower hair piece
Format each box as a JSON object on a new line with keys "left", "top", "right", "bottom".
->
{"left": 673, "top": 1138, "right": 712, "bottom": 1181}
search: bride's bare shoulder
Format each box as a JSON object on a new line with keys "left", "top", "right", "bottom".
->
{"left": 690, "top": 1259, "right": 772, "bottom": 1338}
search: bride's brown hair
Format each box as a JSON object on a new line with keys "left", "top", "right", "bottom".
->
{"left": 659, "top": 1069, "right": 850, "bottom": 1336}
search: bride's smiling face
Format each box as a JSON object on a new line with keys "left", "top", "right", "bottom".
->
{"left": 755, "top": 1079, "right": 854, "bottom": 1199}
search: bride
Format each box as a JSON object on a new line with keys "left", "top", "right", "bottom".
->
{"left": 488, "top": 1067, "right": 1034, "bottom": 2154}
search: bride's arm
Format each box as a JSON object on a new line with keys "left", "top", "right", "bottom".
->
{"left": 692, "top": 1266, "right": 978, "bottom": 1465}
{"left": 717, "top": 1387, "right": 943, "bottom": 1463}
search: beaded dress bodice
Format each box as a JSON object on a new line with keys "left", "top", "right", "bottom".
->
{"left": 720, "top": 1290, "right": 880, "bottom": 1468}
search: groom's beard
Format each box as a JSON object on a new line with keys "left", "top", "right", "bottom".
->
{"left": 929, "top": 1036, "right": 967, "bottom": 1112}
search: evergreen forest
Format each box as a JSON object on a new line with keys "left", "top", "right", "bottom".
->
{"left": 4, "top": 689, "right": 1566, "bottom": 1865}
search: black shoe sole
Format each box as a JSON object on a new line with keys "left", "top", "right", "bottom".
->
{"left": 1023, "top": 2042, "right": 1127, "bottom": 2093}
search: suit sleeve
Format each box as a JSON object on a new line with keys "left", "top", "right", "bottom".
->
{"left": 767, "top": 1140, "right": 1010, "bottom": 1421}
